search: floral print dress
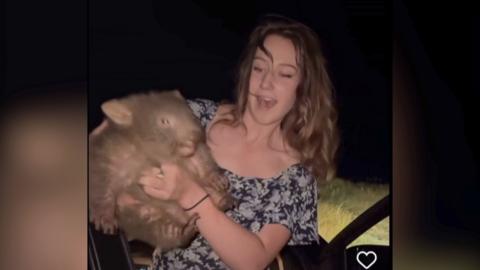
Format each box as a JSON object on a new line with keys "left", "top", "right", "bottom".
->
{"left": 151, "top": 99, "right": 319, "bottom": 270}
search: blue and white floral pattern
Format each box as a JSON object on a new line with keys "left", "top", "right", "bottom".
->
{"left": 152, "top": 99, "right": 319, "bottom": 270}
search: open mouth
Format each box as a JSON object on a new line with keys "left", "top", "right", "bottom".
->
{"left": 255, "top": 94, "right": 277, "bottom": 109}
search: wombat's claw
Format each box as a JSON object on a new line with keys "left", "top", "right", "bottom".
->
{"left": 162, "top": 222, "right": 182, "bottom": 239}
{"left": 179, "top": 213, "right": 200, "bottom": 247}
{"left": 92, "top": 215, "right": 118, "bottom": 234}
{"left": 221, "top": 176, "right": 230, "bottom": 190}
{"left": 185, "top": 213, "right": 200, "bottom": 231}
{"left": 102, "top": 222, "right": 118, "bottom": 235}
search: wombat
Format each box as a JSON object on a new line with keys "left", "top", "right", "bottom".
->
{"left": 89, "top": 89, "right": 232, "bottom": 251}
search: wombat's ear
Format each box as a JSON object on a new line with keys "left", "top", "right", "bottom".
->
{"left": 172, "top": 89, "right": 184, "bottom": 99}
{"left": 101, "top": 99, "right": 132, "bottom": 126}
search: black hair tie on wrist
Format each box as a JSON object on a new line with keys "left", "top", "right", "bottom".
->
{"left": 183, "top": 194, "right": 210, "bottom": 211}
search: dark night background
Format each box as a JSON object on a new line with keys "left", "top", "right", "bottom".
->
{"left": 86, "top": 0, "right": 392, "bottom": 183}
{"left": 3, "top": 0, "right": 479, "bottom": 263}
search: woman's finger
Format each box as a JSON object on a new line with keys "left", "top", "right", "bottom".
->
{"left": 142, "top": 186, "right": 170, "bottom": 200}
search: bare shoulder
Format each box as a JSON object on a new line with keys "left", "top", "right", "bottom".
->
{"left": 214, "top": 103, "right": 235, "bottom": 121}
{"left": 206, "top": 104, "right": 238, "bottom": 141}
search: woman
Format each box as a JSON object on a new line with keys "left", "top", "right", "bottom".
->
{"left": 138, "top": 14, "right": 339, "bottom": 269}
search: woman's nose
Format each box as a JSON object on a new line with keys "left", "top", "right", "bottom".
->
{"left": 260, "top": 71, "right": 274, "bottom": 90}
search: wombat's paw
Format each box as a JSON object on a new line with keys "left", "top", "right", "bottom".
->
{"left": 101, "top": 220, "right": 119, "bottom": 235}
{"left": 91, "top": 214, "right": 118, "bottom": 234}
{"left": 184, "top": 213, "right": 200, "bottom": 232}
{"left": 139, "top": 205, "right": 163, "bottom": 223}
{"left": 161, "top": 222, "right": 182, "bottom": 240}
{"left": 178, "top": 213, "right": 200, "bottom": 247}
{"left": 217, "top": 174, "right": 230, "bottom": 190}
{"left": 206, "top": 190, "right": 234, "bottom": 211}
{"left": 217, "top": 194, "right": 235, "bottom": 211}
{"left": 208, "top": 172, "right": 230, "bottom": 192}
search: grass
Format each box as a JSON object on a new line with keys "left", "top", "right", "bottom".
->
{"left": 317, "top": 178, "right": 389, "bottom": 247}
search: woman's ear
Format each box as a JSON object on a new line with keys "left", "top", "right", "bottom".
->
{"left": 101, "top": 99, "right": 133, "bottom": 126}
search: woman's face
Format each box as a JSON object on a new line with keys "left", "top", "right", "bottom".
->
{"left": 246, "top": 34, "right": 301, "bottom": 125}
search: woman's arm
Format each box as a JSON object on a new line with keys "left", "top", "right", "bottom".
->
{"left": 193, "top": 196, "right": 291, "bottom": 270}
{"left": 141, "top": 163, "right": 291, "bottom": 270}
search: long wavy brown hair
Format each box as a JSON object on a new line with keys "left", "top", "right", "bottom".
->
{"left": 212, "top": 14, "right": 339, "bottom": 183}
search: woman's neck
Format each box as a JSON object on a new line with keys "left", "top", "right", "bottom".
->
{"left": 241, "top": 110, "right": 285, "bottom": 151}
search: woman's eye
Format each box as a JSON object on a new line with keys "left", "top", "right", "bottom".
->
{"left": 253, "top": 66, "right": 263, "bottom": 72}
{"left": 280, "top": 74, "right": 293, "bottom": 78}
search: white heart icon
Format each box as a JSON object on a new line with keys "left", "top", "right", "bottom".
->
{"left": 356, "top": 250, "right": 377, "bottom": 269}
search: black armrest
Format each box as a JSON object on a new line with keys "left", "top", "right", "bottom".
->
{"left": 88, "top": 223, "right": 135, "bottom": 270}
{"left": 268, "top": 235, "right": 328, "bottom": 270}
{"left": 270, "top": 195, "right": 390, "bottom": 270}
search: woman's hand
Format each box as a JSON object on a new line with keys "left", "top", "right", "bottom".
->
{"left": 138, "top": 162, "right": 208, "bottom": 212}
{"left": 92, "top": 119, "right": 208, "bottom": 212}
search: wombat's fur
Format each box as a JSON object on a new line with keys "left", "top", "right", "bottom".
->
{"left": 89, "top": 89, "right": 232, "bottom": 251}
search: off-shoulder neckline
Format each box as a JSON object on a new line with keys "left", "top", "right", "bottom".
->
{"left": 218, "top": 163, "right": 303, "bottom": 181}
{"left": 206, "top": 101, "right": 305, "bottom": 181}
{"left": 202, "top": 100, "right": 305, "bottom": 180}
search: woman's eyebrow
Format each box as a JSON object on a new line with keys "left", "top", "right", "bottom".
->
{"left": 253, "top": 56, "right": 268, "bottom": 62}
{"left": 279, "top": 63, "right": 298, "bottom": 70}
{"left": 254, "top": 56, "right": 297, "bottom": 70}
